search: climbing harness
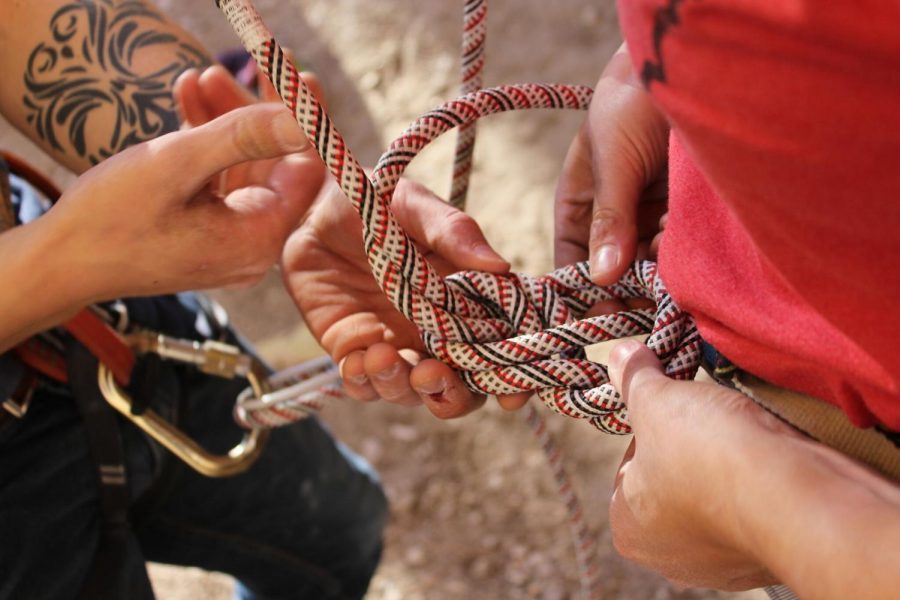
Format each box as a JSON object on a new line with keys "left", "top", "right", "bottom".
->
{"left": 1, "top": 151, "right": 270, "bottom": 478}
{"left": 97, "top": 331, "right": 270, "bottom": 477}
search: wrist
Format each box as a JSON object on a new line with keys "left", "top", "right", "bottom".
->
{"left": 20, "top": 211, "right": 100, "bottom": 307}
{"left": 0, "top": 218, "right": 90, "bottom": 349}
{"left": 711, "top": 410, "right": 807, "bottom": 562}
{"left": 725, "top": 415, "right": 900, "bottom": 597}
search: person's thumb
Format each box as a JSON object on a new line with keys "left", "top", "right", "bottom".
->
{"left": 167, "top": 103, "right": 309, "bottom": 193}
{"left": 608, "top": 339, "right": 666, "bottom": 432}
{"left": 588, "top": 154, "right": 644, "bottom": 286}
{"left": 391, "top": 179, "right": 510, "bottom": 274}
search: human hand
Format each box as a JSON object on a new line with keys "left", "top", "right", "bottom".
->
{"left": 606, "top": 340, "right": 798, "bottom": 589}
{"left": 555, "top": 44, "right": 669, "bottom": 291}
{"left": 281, "top": 177, "right": 526, "bottom": 418}
{"left": 43, "top": 68, "right": 322, "bottom": 305}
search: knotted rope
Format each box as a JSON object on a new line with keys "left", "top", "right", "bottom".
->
{"left": 217, "top": 0, "right": 702, "bottom": 435}
{"left": 217, "top": 2, "right": 702, "bottom": 597}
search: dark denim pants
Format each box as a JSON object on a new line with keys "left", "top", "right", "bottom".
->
{"left": 0, "top": 294, "right": 387, "bottom": 600}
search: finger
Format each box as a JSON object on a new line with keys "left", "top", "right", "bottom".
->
{"left": 587, "top": 159, "right": 643, "bottom": 286}
{"left": 609, "top": 439, "right": 647, "bottom": 566}
{"left": 613, "top": 438, "right": 637, "bottom": 490}
{"left": 339, "top": 351, "right": 378, "bottom": 401}
{"left": 266, "top": 152, "right": 327, "bottom": 227}
{"left": 495, "top": 392, "right": 532, "bottom": 411}
{"left": 160, "top": 103, "right": 310, "bottom": 194}
{"left": 636, "top": 202, "right": 668, "bottom": 241}
{"left": 265, "top": 70, "right": 328, "bottom": 110}
{"left": 173, "top": 68, "right": 212, "bottom": 127}
{"left": 585, "top": 298, "right": 629, "bottom": 317}
{"left": 649, "top": 232, "right": 663, "bottom": 258}
{"left": 363, "top": 343, "right": 422, "bottom": 407}
{"left": 197, "top": 64, "right": 256, "bottom": 116}
{"left": 607, "top": 339, "right": 667, "bottom": 431}
{"left": 259, "top": 67, "right": 281, "bottom": 103}
{"left": 391, "top": 179, "right": 510, "bottom": 273}
{"left": 635, "top": 240, "right": 650, "bottom": 262}
{"left": 554, "top": 123, "right": 594, "bottom": 269}
{"left": 410, "top": 359, "right": 486, "bottom": 419}
{"left": 587, "top": 83, "right": 667, "bottom": 287}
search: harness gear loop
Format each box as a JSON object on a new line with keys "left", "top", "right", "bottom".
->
{"left": 97, "top": 332, "right": 270, "bottom": 477}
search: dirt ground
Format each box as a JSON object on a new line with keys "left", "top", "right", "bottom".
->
{"left": 2, "top": 0, "right": 771, "bottom": 598}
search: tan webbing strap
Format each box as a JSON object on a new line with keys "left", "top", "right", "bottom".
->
{"left": 728, "top": 374, "right": 900, "bottom": 600}
{"left": 733, "top": 373, "right": 900, "bottom": 482}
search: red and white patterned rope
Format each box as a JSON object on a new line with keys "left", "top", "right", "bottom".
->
{"left": 217, "top": 2, "right": 699, "bottom": 598}
{"left": 449, "top": 0, "right": 487, "bottom": 207}
{"left": 216, "top": 0, "right": 701, "bottom": 435}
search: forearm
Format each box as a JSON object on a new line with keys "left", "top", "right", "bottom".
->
{"left": 731, "top": 428, "right": 900, "bottom": 599}
{"left": 0, "top": 0, "right": 212, "bottom": 174}
{"left": 0, "top": 220, "right": 89, "bottom": 351}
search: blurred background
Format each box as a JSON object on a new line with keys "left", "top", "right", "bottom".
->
{"left": 0, "top": 1, "right": 769, "bottom": 598}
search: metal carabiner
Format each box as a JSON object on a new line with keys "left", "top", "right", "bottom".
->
{"left": 97, "top": 332, "right": 270, "bottom": 478}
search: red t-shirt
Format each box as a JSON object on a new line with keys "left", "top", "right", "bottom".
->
{"left": 618, "top": 0, "right": 900, "bottom": 429}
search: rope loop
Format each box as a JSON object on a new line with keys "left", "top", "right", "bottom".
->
{"left": 369, "top": 89, "right": 701, "bottom": 434}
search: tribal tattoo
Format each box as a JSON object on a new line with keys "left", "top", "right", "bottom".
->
{"left": 23, "top": 0, "right": 210, "bottom": 165}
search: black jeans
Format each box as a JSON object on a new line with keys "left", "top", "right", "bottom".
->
{"left": 0, "top": 295, "right": 387, "bottom": 600}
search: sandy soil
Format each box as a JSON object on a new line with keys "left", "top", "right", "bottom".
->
{"left": 2, "top": 0, "right": 770, "bottom": 598}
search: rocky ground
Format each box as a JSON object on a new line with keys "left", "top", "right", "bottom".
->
{"left": 3, "top": 0, "right": 771, "bottom": 598}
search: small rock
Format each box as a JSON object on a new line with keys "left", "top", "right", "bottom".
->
{"left": 486, "top": 472, "right": 505, "bottom": 490}
{"left": 469, "top": 555, "right": 494, "bottom": 579}
{"left": 466, "top": 511, "right": 485, "bottom": 527}
{"left": 388, "top": 423, "right": 420, "bottom": 442}
{"left": 404, "top": 544, "right": 427, "bottom": 567}
{"left": 541, "top": 581, "right": 567, "bottom": 600}
{"left": 359, "top": 437, "right": 382, "bottom": 462}
{"left": 436, "top": 500, "right": 455, "bottom": 520}
{"left": 506, "top": 566, "right": 529, "bottom": 586}
{"left": 359, "top": 70, "right": 381, "bottom": 90}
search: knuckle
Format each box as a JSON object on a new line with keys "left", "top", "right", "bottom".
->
{"left": 609, "top": 521, "right": 637, "bottom": 560}
{"left": 591, "top": 206, "right": 622, "bottom": 229}
{"left": 441, "top": 210, "right": 476, "bottom": 240}
{"left": 230, "top": 117, "right": 271, "bottom": 158}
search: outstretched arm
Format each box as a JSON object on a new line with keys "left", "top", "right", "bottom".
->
{"left": 0, "top": 0, "right": 212, "bottom": 173}
{"left": 0, "top": 101, "right": 319, "bottom": 352}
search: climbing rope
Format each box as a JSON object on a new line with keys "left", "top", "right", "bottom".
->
{"left": 217, "top": 0, "right": 701, "bottom": 433}
{"left": 449, "top": 0, "right": 487, "bottom": 207}
{"left": 216, "top": 1, "right": 700, "bottom": 597}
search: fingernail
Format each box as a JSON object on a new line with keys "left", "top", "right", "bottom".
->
{"left": 347, "top": 373, "right": 368, "bottom": 386}
{"left": 611, "top": 339, "right": 643, "bottom": 367}
{"left": 414, "top": 378, "right": 447, "bottom": 400}
{"left": 473, "top": 243, "right": 506, "bottom": 264}
{"left": 374, "top": 362, "right": 402, "bottom": 381}
{"left": 273, "top": 111, "right": 309, "bottom": 151}
{"left": 592, "top": 244, "right": 619, "bottom": 277}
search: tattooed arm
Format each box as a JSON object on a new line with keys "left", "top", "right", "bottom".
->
{"left": 0, "top": 0, "right": 212, "bottom": 173}
{"left": 0, "top": 2, "right": 336, "bottom": 350}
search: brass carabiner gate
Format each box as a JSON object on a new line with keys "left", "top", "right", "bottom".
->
{"left": 97, "top": 333, "right": 270, "bottom": 478}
